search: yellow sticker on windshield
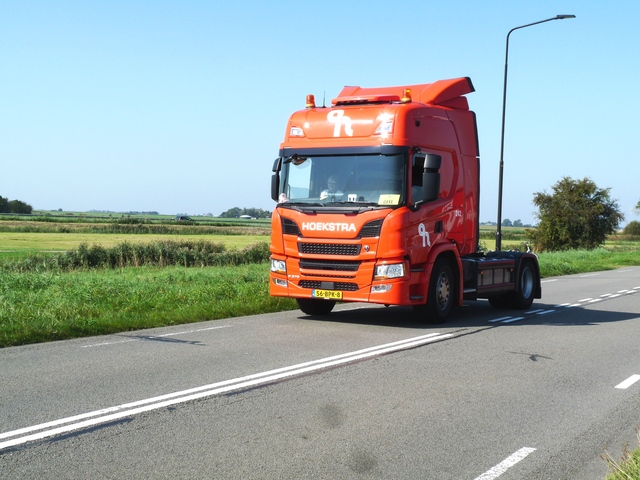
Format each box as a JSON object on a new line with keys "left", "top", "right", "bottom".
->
{"left": 378, "top": 194, "right": 401, "bottom": 205}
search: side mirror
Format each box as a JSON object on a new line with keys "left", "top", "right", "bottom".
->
{"left": 422, "top": 154, "right": 442, "bottom": 203}
{"left": 271, "top": 158, "right": 282, "bottom": 202}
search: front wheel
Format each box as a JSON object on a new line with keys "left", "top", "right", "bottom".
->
{"left": 414, "top": 258, "right": 456, "bottom": 324}
{"left": 297, "top": 298, "right": 336, "bottom": 316}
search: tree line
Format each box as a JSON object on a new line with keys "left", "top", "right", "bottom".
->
{"left": 218, "top": 207, "right": 271, "bottom": 219}
{"left": 0, "top": 195, "right": 33, "bottom": 214}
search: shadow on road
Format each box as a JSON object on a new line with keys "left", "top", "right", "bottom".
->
{"left": 297, "top": 297, "right": 639, "bottom": 330}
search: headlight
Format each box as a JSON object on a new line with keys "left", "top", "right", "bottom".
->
{"left": 270, "top": 259, "right": 286, "bottom": 274}
{"left": 374, "top": 263, "right": 405, "bottom": 280}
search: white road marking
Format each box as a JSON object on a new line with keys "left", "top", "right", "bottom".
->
{"left": 536, "top": 310, "right": 556, "bottom": 315}
{"left": 541, "top": 279, "right": 557, "bottom": 283}
{"left": 615, "top": 375, "right": 640, "bottom": 390}
{"left": 580, "top": 273, "right": 600, "bottom": 277}
{"left": 489, "top": 316, "right": 513, "bottom": 323}
{"left": 0, "top": 332, "right": 453, "bottom": 451}
{"left": 473, "top": 447, "right": 536, "bottom": 480}
{"left": 81, "top": 325, "right": 231, "bottom": 348}
{"left": 578, "top": 298, "right": 593, "bottom": 302}
{"left": 525, "top": 309, "right": 544, "bottom": 315}
{"left": 501, "top": 317, "right": 525, "bottom": 324}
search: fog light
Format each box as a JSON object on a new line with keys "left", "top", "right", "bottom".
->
{"left": 371, "top": 284, "right": 392, "bottom": 293}
{"left": 274, "top": 278, "right": 287, "bottom": 287}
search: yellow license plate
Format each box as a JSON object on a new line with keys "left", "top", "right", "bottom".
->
{"left": 312, "top": 289, "right": 343, "bottom": 300}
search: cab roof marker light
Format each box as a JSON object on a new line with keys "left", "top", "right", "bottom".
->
{"left": 374, "top": 122, "right": 393, "bottom": 136}
{"left": 290, "top": 126, "right": 305, "bottom": 137}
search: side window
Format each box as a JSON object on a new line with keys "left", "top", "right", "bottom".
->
{"left": 411, "top": 155, "right": 425, "bottom": 203}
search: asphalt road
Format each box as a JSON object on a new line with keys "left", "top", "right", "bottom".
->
{"left": 1, "top": 267, "right": 639, "bottom": 479}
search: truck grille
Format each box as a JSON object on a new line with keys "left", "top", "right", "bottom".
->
{"left": 299, "top": 260, "right": 361, "bottom": 272}
{"left": 298, "top": 243, "right": 361, "bottom": 256}
{"left": 299, "top": 281, "right": 359, "bottom": 291}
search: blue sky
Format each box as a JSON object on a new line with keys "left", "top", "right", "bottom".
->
{"left": 1, "top": 1, "right": 638, "bottom": 225}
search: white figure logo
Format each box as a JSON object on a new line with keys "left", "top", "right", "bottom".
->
{"left": 418, "top": 223, "right": 431, "bottom": 247}
{"left": 327, "top": 110, "right": 353, "bottom": 137}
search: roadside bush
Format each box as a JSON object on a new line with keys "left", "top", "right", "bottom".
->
{"left": 623, "top": 220, "right": 640, "bottom": 236}
{"left": 0, "top": 240, "right": 271, "bottom": 272}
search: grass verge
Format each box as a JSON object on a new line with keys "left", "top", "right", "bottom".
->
{"left": 604, "top": 432, "right": 640, "bottom": 479}
{"left": 0, "top": 264, "right": 296, "bottom": 347}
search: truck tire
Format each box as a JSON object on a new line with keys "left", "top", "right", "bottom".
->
{"left": 414, "top": 258, "right": 455, "bottom": 324}
{"left": 510, "top": 259, "right": 536, "bottom": 309}
{"left": 297, "top": 298, "right": 336, "bottom": 316}
{"left": 488, "top": 260, "right": 536, "bottom": 310}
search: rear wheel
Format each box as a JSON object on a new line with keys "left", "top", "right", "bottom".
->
{"left": 488, "top": 260, "right": 536, "bottom": 309}
{"left": 414, "top": 258, "right": 455, "bottom": 324}
{"left": 511, "top": 260, "right": 536, "bottom": 309}
{"left": 297, "top": 298, "right": 336, "bottom": 316}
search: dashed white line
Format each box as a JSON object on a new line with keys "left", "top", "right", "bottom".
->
{"left": 501, "top": 317, "right": 525, "bottom": 324}
{"left": 615, "top": 375, "right": 640, "bottom": 390}
{"left": 474, "top": 447, "right": 536, "bottom": 480}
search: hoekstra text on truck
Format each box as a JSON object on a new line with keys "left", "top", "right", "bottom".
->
{"left": 269, "top": 77, "right": 541, "bottom": 323}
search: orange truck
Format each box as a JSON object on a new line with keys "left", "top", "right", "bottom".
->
{"left": 269, "top": 77, "right": 541, "bottom": 323}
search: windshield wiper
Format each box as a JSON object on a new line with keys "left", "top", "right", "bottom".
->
{"left": 277, "top": 201, "right": 325, "bottom": 210}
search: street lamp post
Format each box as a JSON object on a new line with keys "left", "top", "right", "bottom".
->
{"left": 495, "top": 14, "right": 576, "bottom": 251}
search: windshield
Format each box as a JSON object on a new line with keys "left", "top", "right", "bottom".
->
{"left": 278, "top": 153, "right": 406, "bottom": 207}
